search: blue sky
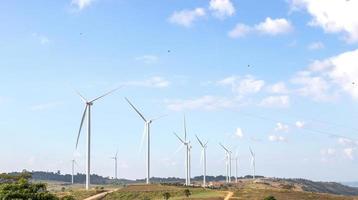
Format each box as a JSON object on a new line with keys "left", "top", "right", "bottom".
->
{"left": 1, "top": 0, "right": 358, "bottom": 182}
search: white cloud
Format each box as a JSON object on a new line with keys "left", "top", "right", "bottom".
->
{"left": 123, "top": 76, "right": 170, "bottom": 88}
{"left": 229, "top": 17, "right": 293, "bottom": 38}
{"left": 292, "top": 49, "right": 358, "bottom": 101}
{"left": 291, "top": 71, "right": 335, "bottom": 101}
{"left": 228, "top": 23, "right": 252, "bottom": 38}
{"left": 166, "top": 95, "right": 238, "bottom": 111}
{"left": 290, "top": 0, "right": 358, "bottom": 43}
{"left": 30, "top": 102, "right": 62, "bottom": 111}
{"left": 168, "top": 8, "right": 206, "bottom": 27}
{"left": 135, "top": 55, "right": 159, "bottom": 64}
{"left": 71, "top": 0, "right": 94, "bottom": 10}
{"left": 255, "top": 17, "right": 294, "bottom": 35}
{"left": 295, "top": 121, "right": 305, "bottom": 128}
{"left": 267, "top": 82, "right": 289, "bottom": 94}
{"left": 274, "top": 122, "right": 289, "bottom": 132}
{"left": 218, "top": 75, "right": 265, "bottom": 95}
{"left": 308, "top": 41, "right": 324, "bottom": 50}
{"left": 338, "top": 138, "right": 358, "bottom": 146}
{"left": 209, "top": 0, "right": 235, "bottom": 19}
{"left": 268, "top": 135, "right": 286, "bottom": 142}
{"left": 235, "top": 128, "right": 244, "bottom": 138}
{"left": 259, "top": 95, "right": 290, "bottom": 108}
{"left": 343, "top": 148, "right": 355, "bottom": 160}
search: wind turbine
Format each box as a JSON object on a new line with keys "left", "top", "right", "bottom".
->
{"left": 110, "top": 149, "right": 119, "bottom": 179}
{"left": 75, "top": 88, "right": 118, "bottom": 190}
{"left": 196, "top": 135, "right": 208, "bottom": 187}
{"left": 219, "top": 143, "right": 232, "bottom": 183}
{"left": 249, "top": 147, "right": 255, "bottom": 180}
{"left": 173, "top": 116, "right": 191, "bottom": 186}
{"left": 125, "top": 97, "right": 165, "bottom": 184}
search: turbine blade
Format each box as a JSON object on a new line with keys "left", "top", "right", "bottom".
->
{"left": 115, "top": 149, "right": 119, "bottom": 158}
{"left": 90, "top": 87, "right": 120, "bottom": 103}
{"left": 200, "top": 149, "right": 204, "bottom": 164}
{"left": 219, "top": 143, "right": 229, "bottom": 152}
{"left": 173, "top": 132, "right": 185, "bottom": 144}
{"left": 183, "top": 115, "right": 187, "bottom": 141}
{"left": 172, "top": 144, "right": 184, "bottom": 156}
{"left": 195, "top": 135, "right": 204, "bottom": 147}
{"left": 249, "top": 147, "right": 254, "bottom": 157}
{"left": 75, "top": 90, "right": 87, "bottom": 103}
{"left": 125, "top": 97, "right": 147, "bottom": 122}
{"left": 76, "top": 105, "right": 88, "bottom": 149}
{"left": 150, "top": 114, "right": 167, "bottom": 122}
{"left": 139, "top": 123, "right": 147, "bottom": 153}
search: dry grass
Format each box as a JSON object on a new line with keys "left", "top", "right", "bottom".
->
{"left": 231, "top": 181, "right": 358, "bottom": 200}
{"left": 104, "top": 184, "right": 226, "bottom": 200}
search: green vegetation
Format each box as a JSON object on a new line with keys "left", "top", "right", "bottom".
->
{"left": 184, "top": 189, "right": 191, "bottom": 198}
{"left": 0, "top": 172, "right": 59, "bottom": 200}
{"left": 264, "top": 196, "right": 277, "bottom": 200}
{"left": 163, "top": 192, "right": 171, "bottom": 200}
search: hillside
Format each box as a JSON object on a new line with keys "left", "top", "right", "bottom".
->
{"left": 264, "top": 178, "right": 358, "bottom": 196}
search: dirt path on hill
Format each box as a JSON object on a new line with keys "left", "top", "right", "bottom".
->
{"left": 83, "top": 189, "right": 118, "bottom": 200}
{"left": 224, "top": 191, "right": 234, "bottom": 200}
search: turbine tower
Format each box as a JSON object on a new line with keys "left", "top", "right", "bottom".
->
{"left": 173, "top": 116, "right": 191, "bottom": 186}
{"left": 110, "top": 150, "right": 118, "bottom": 179}
{"left": 232, "top": 152, "right": 239, "bottom": 183}
{"left": 219, "top": 143, "right": 232, "bottom": 183}
{"left": 249, "top": 147, "right": 256, "bottom": 180}
{"left": 196, "top": 135, "right": 208, "bottom": 187}
{"left": 125, "top": 97, "right": 165, "bottom": 184}
{"left": 71, "top": 159, "right": 78, "bottom": 185}
{"left": 75, "top": 88, "right": 118, "bottom": 190}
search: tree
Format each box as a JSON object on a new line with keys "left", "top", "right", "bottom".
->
{"left": 264, "top": 196, "right": 277, "bottom": 200}
{"left": 184, "top": 189, "right": 191, "bottom": 198}
{"left": 163, "top": 192, "right": 171, "bottom": 200}
{"left": 0, "top": 173, "right": 58, "bottom": 200}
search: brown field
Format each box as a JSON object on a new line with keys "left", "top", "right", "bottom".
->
{"left": 104, "top": 184, "right": 226, "bottom": 200}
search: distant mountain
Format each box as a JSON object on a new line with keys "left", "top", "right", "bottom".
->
{"left": 267, "top": 178, "right": 358, "bottom": 196}
{"left": 341, "top": 182, "right": 358, "bottom": 188}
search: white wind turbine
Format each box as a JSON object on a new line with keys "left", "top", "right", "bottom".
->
{"left": 125, "top": 97, "right": 165, "bottom": 184}
{"left": 75, "top": 88, "right": 118, "bottom": 190}
{"left": 196, "top": 135, "right": 208, "bottom": 187}
{"left": 219, "top": 143, "right": 232, "bottom": 183}
{"left": 173, "top": 116, "right": 191, "bottom": 186}
{"left": 110, "top": 150, "right": 119, "bottom": 179}
{"left": 249, "top": 147, "right": 256, "bottom": 180}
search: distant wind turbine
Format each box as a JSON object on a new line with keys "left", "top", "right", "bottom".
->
{"left": 174, "top": 116, "right": 191, "bottom": 186}
{"left": 219, "top": 143, "right": 232, "bottom": 183}
{"left": 125, "top": 97, "right": 165, "bottom": 184}
{"left": 196, "top": 135, "right": 208, "bottom": 187}
{"left": 75, "top": 88, "right": 119, "bottom": 190}
{"left": 249, "top": 147, "right": 256, "bottom": 180}
{"left": 110, "top": 149, "right": 119, "bottom": 179}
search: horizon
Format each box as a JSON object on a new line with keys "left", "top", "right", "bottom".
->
{"left": 1, "top": 0, "right": 358, "bottom": 184}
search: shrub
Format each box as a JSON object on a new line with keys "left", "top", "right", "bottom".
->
{"left": 264, "top": 195, "right": 277, "bottom": 200}
{"left": 184, "top": 189, "right": 191, "bottom": 197}
{"left": 163, "top": 192, "right": 171, "bottom": 200}
{"left": 61, "top": 195, "right": 76, "bottom": 200}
